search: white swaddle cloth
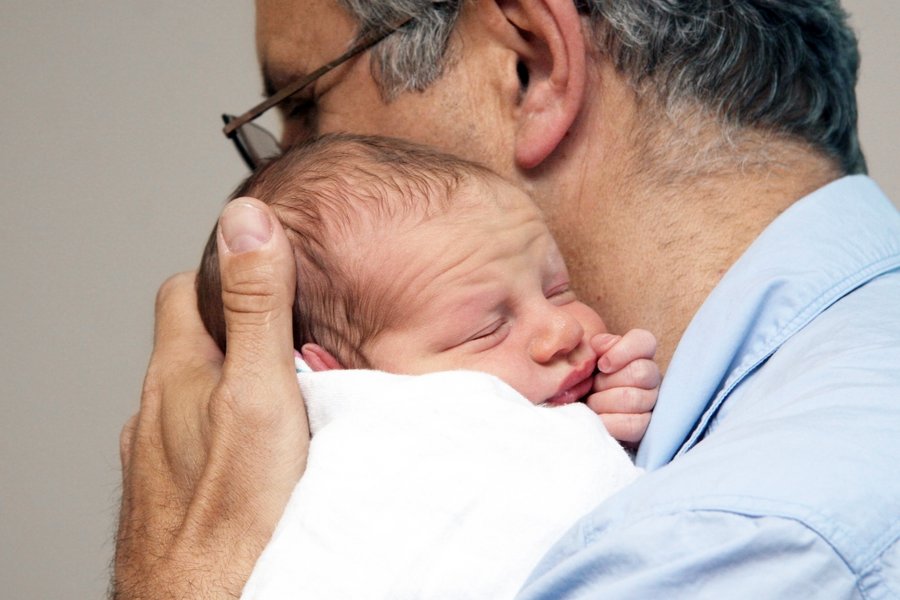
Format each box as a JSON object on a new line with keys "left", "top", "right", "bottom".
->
{"left": 241, "top": 367, "right": 642, "bottom": 600}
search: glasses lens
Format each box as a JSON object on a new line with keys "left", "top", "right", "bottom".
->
{"left": 237, "top": 121, "right": 282, "bottom": 168}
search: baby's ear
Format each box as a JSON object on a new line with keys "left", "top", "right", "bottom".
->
{"left": 300, "top": 343, "right": 344, "bottom": 371}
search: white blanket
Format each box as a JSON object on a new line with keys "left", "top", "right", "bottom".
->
{"left": 241, "top": 369, "right": 641, "bottom": 600}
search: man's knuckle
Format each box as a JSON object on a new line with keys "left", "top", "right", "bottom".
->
{"left": 155, "top": 272, "right": 194, "bottom": 311}
{"left": 221, "top": 283, "right": 278, "bottom": 316}
{"left": 209, "top": 381, "right": 281, "bottom": 432}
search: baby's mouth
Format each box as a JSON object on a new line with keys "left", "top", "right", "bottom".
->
{"left": 543, "top": 362, "right": 596, "bottom": 406}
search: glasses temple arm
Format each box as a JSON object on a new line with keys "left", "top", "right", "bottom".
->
{"left": 223, "top": 18, "right": 412, "bottom": 138}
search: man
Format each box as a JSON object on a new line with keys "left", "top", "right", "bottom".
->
{"left": 114, "top": 1, "right": 900, "bottom": 598}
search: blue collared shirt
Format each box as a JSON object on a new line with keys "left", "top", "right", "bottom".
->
{"left": 517, "top": 176, "right": 900, "bottom": 599}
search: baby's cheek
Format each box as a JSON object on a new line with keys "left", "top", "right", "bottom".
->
{"left": 467, "top": 355, "right": 538, "bottom": 402}
{"left": 574, "top": 303, "right": 607, "bottom": 338}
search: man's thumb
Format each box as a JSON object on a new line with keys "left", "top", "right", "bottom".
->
{"left": 217, "top": 197, "right": 297, "bottom": 373}
{"left": 191, "top": 197, "right": 308, "bottom": 559}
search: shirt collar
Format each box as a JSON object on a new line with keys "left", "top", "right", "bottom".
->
{"left": 636, "top": 176, "right": 900, "bottom": 469}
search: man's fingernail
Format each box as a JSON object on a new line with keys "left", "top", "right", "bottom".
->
{"left": 220, "top": 200, "right": 273, "bottom": 253}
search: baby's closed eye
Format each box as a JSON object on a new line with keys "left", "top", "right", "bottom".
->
{"left": 464, "top": 319, "right": 511, "bottom": 350}
{"left": 544, "top": 282, "right": 576, "bottom": 305}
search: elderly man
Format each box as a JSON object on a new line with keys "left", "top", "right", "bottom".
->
{"left": 114, "top": 1, "right": 900, "bottom": 598}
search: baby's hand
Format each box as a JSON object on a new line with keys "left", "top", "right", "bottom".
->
{"left": 586, "top": 329, "right": 660, "bottom": 447}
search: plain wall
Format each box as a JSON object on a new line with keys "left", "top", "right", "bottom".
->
{"left": 1, "top": 2, "right": 897, "bottom": 598}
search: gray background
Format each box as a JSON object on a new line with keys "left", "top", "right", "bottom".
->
{"left": 1, "top": 2, "right": 897, "bottom": 598}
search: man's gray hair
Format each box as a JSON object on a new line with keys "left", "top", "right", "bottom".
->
{"left": 338, "top": 0, "right": 866, "bottom": 175}
{"left": 338, "top": 0, "right": 462, "bottom": 94}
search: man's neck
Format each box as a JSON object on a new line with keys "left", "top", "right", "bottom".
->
{"left": 531, "top": 106, "right": 841, "bottom": 372}
{"left": 629, "top": 153, "right": 840, "bottom": 371}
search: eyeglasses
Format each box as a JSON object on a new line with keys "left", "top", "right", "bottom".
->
{"left": 223, "top": 17, "right": 412, "bottom": 170}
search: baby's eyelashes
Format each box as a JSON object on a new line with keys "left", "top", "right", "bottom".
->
{"left": 544, "top": 282, "right": 576, "bottom": 305}
{"left": 463, "top": 319, "right": 511, "bottom": 350}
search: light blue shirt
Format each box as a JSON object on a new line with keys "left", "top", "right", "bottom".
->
{"left": 517, "top": 176, "right": 900, "bottom": 599}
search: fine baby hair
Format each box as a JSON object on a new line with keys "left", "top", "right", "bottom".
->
{"left": 197, "top": 133, "right": 497, "bottom": 366}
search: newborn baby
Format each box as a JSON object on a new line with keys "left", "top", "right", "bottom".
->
{"left": 197, "top": 134, "right": 658, "bottom": 599}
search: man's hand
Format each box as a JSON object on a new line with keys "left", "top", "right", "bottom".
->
{"left": 114, "top": 198, "right": 308, "bottom": 599}
{"left": 586, "top": 329, "right": 660, "bottom": 446}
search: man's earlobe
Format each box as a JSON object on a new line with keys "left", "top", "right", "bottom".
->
{"left": 498, "top": 0, "right": 587, "bottom": 169}
{"left": 300, "top": 343, "right": 344, "bottom": 372}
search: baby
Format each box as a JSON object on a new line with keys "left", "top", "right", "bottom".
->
{"left": 198, "top": 134, "right": 658, "bottom": 419}
{"left": 197, "top": 134, "right": 659, "bottom": 599}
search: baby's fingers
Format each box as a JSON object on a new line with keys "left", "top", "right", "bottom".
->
{"left": 587, "top": 387, "right": 654, "bottom": 444}
{"left": 586, "top": 386, "right": 657, "bottom": 417}
{"left": 594, "top": 358, "right": 660, "bottom": 392}
{"left": 597, "top": 328, "right": 656, "bottom": 373}
{"left": 597, "top": 411, "right": 652, "bottom": 446}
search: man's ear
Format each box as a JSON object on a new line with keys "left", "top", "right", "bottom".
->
{"left": 496, "top": 0, "right": 587, "bottom": 169}
{"left": 300, "top": 343, "right": 344, "bottom": 371}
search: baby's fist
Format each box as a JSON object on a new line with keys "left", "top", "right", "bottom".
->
{"left": 587, "top": 330, "right": 660, "bottom": 446}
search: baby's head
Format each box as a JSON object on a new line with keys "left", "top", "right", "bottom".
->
{"left": 198, "top": 134, "right": 607, "bottom": 405}
{"left": 199, "top": 134, "right": 497, "bottom": 365}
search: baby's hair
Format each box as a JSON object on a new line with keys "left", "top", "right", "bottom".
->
{"left": 197, "top": 133, "right": 496, "bottom": 367}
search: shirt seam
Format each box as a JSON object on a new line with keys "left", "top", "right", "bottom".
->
{"left": 678, "top": 257, "right": 900, "bottom": 458}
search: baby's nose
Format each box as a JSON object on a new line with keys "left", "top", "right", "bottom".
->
{"left": 529, "top": 311, "right": 584, "bottom": 363}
